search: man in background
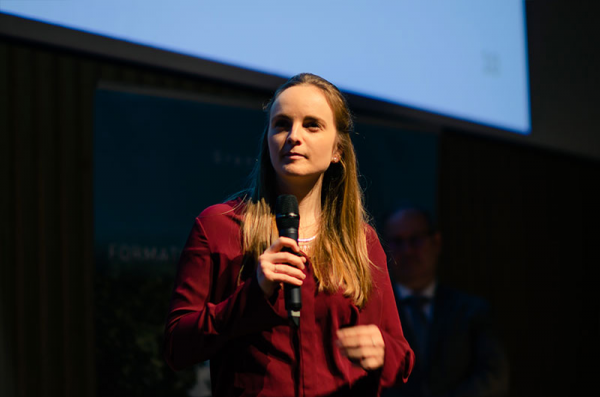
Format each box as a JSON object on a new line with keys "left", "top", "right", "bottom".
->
{"left": 382, "top": 206, "right": 509, "bottom": 397}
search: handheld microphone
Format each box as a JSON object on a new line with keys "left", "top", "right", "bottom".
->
{"left": 275, "top": 194, "right": 301, "bottom": 327}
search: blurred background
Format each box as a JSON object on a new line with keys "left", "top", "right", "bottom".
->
{"left": 1, "top": 1, "right": 598, "bottom": 396}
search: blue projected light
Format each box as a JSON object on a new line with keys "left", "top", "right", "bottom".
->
{"left": 0, "top": 0, "right": 531, "bottom": 134}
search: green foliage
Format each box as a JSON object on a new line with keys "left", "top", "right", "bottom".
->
{"left": 95, "top": 272, "right": 197, "bottom": 396}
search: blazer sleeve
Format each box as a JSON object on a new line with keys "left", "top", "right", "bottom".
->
{"left": 442, "top": 300, "right": 510, "bottom": 397}
{"left": 163, "top": 209, "right": 284, "bottom": 371}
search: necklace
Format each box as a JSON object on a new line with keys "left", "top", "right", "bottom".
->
{"left": 298, "top": 234, "right": 317, "bottom": 243}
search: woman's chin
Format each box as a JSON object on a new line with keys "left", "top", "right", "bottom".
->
{"left": 275, "top": 169, "right": 323, "bottom": 186}
{"left": 277, "top": 165, "right": 308, "bottom": 178}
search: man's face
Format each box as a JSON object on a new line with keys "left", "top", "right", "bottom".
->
{"left": 385, "top": 210, "right": 441, "bottom": 290}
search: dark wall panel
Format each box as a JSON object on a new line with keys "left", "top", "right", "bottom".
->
{"left": 0, "top": 37, "right": 17, "bottom": 397}
{"left": 438, "top": 131, "right": 599, "bottom": 396}
{"left": 1, "top": 42, "right": 96, "bottom": 397}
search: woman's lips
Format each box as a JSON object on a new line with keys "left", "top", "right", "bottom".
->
{"left": 284, "top": 152, "right": 305, "bottom": 159}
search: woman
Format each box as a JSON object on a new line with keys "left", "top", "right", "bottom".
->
{"left": 163, "top": 73, "right": 414, "bottom": 396}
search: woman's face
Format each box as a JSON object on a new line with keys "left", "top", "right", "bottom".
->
{"left": 267, "top": 84, "right": 340, "bottom": 188}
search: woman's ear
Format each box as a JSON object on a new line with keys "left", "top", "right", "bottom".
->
{"left": 331, "top": 145, "right": 342, "bottom": 163}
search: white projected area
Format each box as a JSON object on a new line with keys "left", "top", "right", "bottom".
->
{"left": 0, "top": 0, "right": 530, "bottom": 134}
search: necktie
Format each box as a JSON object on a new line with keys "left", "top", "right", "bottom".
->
{"left": 403, "top": 295, "right": 431, "bottom": 368}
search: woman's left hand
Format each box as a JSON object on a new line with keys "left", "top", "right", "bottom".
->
{"left": 336, "top": 324, "right": 385, "bottom": 371}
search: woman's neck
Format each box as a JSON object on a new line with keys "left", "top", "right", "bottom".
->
{"left": 276, "top": 175, "right": 323, "bottom": 239}
{"left": 297, "top": 187, "right": 321, "bottom": 239}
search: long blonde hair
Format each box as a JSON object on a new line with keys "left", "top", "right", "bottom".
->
{"left": 240, "top": 73, "right": 373, "bottom": 307}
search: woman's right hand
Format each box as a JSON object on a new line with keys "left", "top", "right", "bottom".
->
{"left": 257, "top": 237, "right": 307, "bottom": 298}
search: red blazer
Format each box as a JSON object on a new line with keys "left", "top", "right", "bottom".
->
{"left": 164, "top": 200, "right": 414, "bottom": 396}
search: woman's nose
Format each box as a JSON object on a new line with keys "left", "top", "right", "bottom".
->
{"left": 286, "top": 123, "right": 301, "bottom": 144}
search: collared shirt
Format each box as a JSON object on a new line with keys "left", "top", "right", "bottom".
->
{"left": 394, "top": 281, "right": 436, "bottom": 322}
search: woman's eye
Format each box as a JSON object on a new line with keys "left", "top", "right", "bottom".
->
{"left": 273, "top": 120, "right": 290, "bottom": 130}
{"left": 305, "top": 121, "right": 321, "bottom": 131}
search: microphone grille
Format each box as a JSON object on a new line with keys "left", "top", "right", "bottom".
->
{"left": 275, "top": 195, "right": 299, "bottom": 230}
{"left": 276, "top": 194, "right": 299, "bottom": 215}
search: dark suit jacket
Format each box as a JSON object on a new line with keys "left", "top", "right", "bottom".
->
{"left": 383, "top": 284, "right": 509, "bottom": 397}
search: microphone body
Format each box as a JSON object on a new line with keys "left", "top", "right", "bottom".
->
{"left": 275, "top": 195, "right": 301, "bottom": 327}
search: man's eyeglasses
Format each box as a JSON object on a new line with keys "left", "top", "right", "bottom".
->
{"left": 388, "top": 232, "right": 432, "bottom": 250}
